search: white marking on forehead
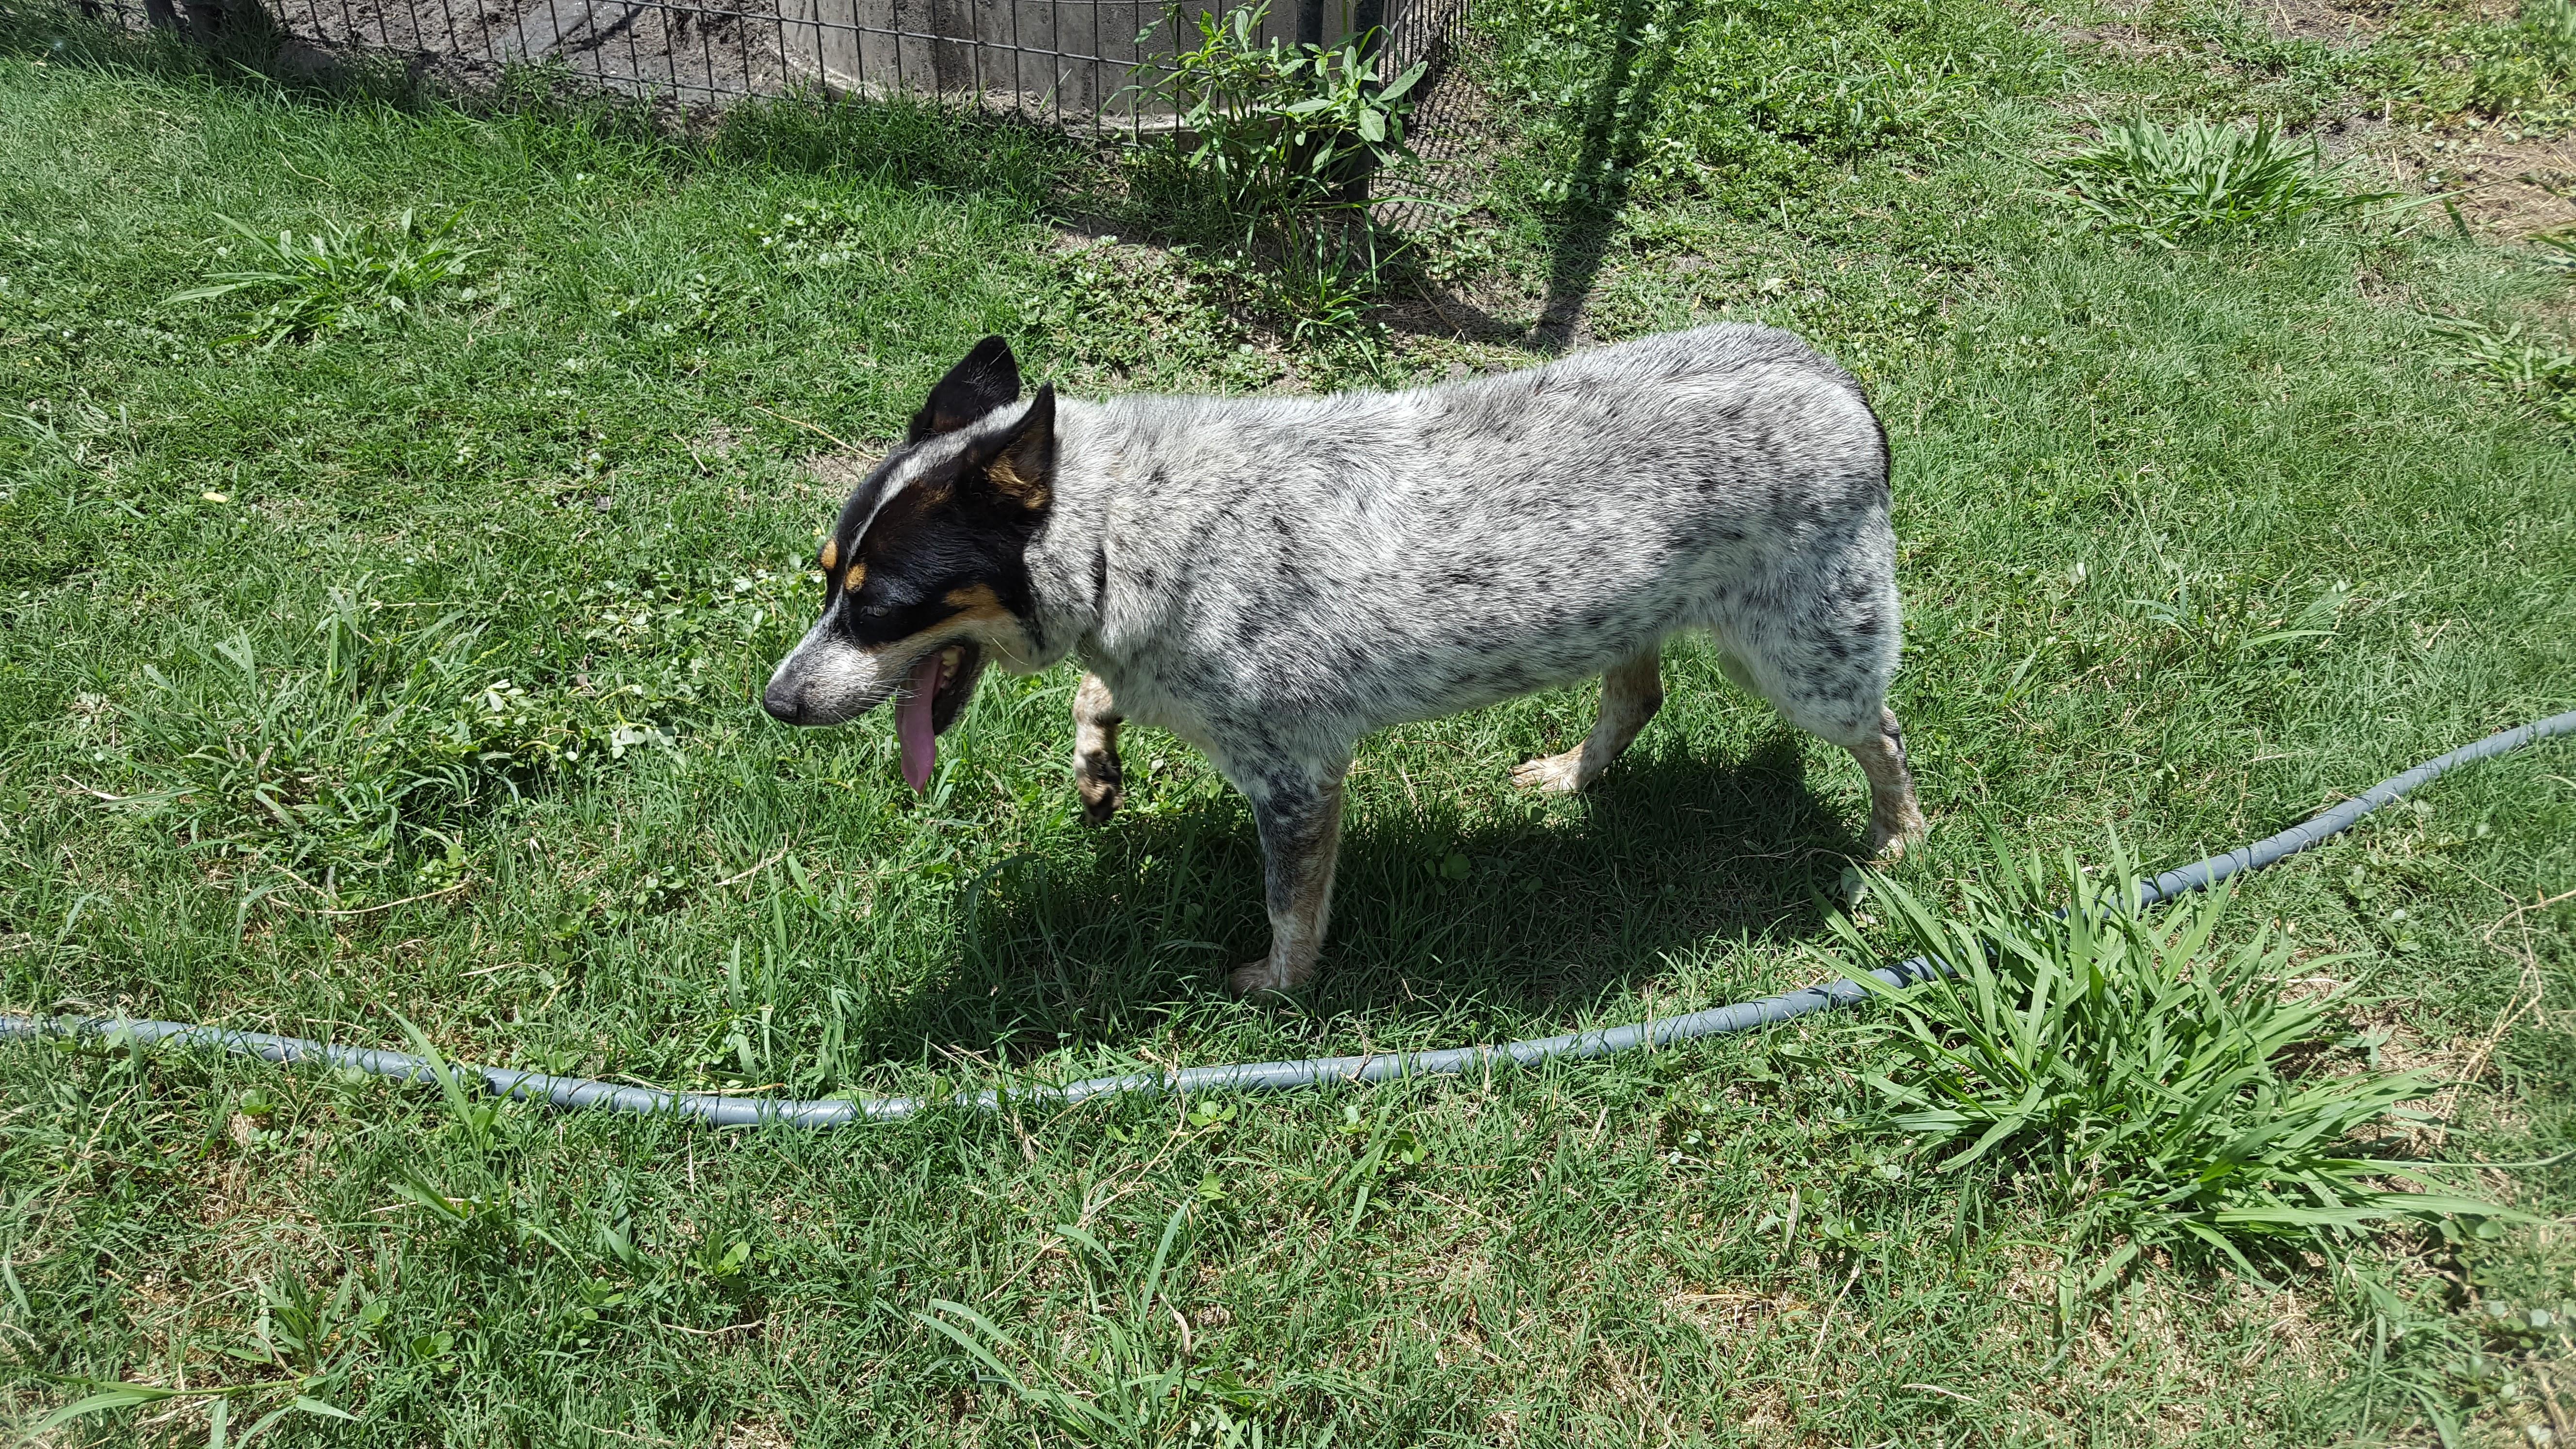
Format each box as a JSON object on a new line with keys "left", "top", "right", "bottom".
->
{"left": 846, "top": 432, "right": 972, "bottom": 546}
{"left": 843, "top": 478, "right": 900, "bottom": 548}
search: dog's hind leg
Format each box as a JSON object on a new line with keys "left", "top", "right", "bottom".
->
{"left": 1072, "top": 671, "right": 1125, "bottom": 826}
{"left": 1228, "top": 761, "right": 1349, "bottom": 998}
{"left": 1722, "top": 587, "right": 1926, "bottom": 860}
{"left": 1766, "top": 689, "right": 1925, "bottom": 860}
{"left": 1512, "top": 648, "right": 1663, "bottom": 794}
{"left": 1844, "top": 709, "right": 1926, "bottom": 860}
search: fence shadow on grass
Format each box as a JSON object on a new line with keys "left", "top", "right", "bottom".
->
{"left": 1390, "top": 0, "right": 1695, "bottom": 354}
{"left": 851, "top": 728, "right": 1864, "bottom": 1067}
{"left": 1527, "top": 0, "right": 1695, "bottom": 352}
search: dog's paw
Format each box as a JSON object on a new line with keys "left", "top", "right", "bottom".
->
{"left": 1510, "top": 749, "right": 1587, "bottom": 794}
{"left": 1226, "top": 958, "right": 1303, "bottom": 1000}
{"left": 1867, "top": 805, "right": 1928, "bottom": 862}
{"left": 1075, "top": 755, "right": 1123, "bottom": 826}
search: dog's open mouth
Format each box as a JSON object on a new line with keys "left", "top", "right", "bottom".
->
{"left": 895, "top": 642, "right": 983, "bottom": 792}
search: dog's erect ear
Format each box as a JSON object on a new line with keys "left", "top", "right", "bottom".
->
{"left": 963, "top": 384, "right": 1055, "bottom": 516}
{"left": 908, "top": 336, "right": 1021, "bottom": 443}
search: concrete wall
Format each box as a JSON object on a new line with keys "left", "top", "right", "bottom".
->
{"left": 775, "top": 0, "right": 1362, "bottom": 120}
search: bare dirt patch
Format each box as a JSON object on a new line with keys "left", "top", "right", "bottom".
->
{"left": 2259, "top": 0, "right": 2385, "bottom": 45}
{"left": 2382, "top": 128, "right": 2576, "bottom": 238}
{"left": 802, "top": 448, "right": 887, "bottom": 495}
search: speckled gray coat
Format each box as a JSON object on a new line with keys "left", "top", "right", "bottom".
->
{"left": 1025, "top": 324, "right": 1901, "bottom": 772}
{"left": 765, "top": 324, "right": 1925, "bottom": 995}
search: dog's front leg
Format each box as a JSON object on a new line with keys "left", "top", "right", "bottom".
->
{"left": 1071, "top": 672, "right": 1124, "bottom": 826}
{"left": 1229, "top": 762, "right": 1349, "bottom": 998}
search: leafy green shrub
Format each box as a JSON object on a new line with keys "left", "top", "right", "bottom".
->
{"left": 169, "top": 208, "right": 479, "bottom": 347}
{"left": 1157, "top": 3, "right": 1428, "bottom": 217}
{"left": 1835, "top": 847, "right": 2511, "bottom": 1285}
{"left": 2051, "top": 117, "right": 2388, "bottom": 248}
{"left": 1146, "top": 1, "right": 1425, "bottom": 342}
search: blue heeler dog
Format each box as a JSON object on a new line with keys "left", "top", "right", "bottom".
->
{"left": 763, "top": 327, "right": 1926, "bottom": 996}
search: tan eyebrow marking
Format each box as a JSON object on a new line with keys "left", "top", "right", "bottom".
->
{"left": 820, "top": 537, "right": 839, "bottom": 572}
{"left": 844, "top": 562, "right": 867, "bottom": 594}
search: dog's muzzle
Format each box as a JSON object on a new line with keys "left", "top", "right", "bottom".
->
{"left": 761, "top": 638, "right": 984, "bottom": 733}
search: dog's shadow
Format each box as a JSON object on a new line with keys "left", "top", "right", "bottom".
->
{"left": 843, "top": 729, "right": 1868, "bottom": 1065}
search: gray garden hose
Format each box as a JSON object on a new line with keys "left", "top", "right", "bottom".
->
{"left": 6, "top": 709, "right": 2572, "bottom": 1126}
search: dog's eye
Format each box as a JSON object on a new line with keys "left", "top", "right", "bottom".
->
{"left": 860, "top": 603, "right": 893, "bottom": 618}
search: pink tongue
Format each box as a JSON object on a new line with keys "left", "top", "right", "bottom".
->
{"left": 898, "top": 651, "right": 942, "bottom": 793}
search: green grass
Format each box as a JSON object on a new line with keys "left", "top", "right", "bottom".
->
{"left": 1, "top": 0, "right": 2573, "bottom": 1442}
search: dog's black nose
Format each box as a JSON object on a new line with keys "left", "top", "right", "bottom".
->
{"left": 761, "top": 676, "right": 805, "bottom": 724}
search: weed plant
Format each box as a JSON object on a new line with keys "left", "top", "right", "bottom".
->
{"left": 1839, "top": 848, "right": 2509, "bottom": 1287}
{"left": 1146, "top": 1, "right": 1427, "bottom": 344}
{"left": 168, "top": 209, "right": 481, "bottom": 347}
{"left": 2051, "top": 117, "right": 2388, "bottom": 248}
{"left": 2433, "top": 315, "right": 2576, "bottom": 424}
{"left": 1155, "top": 3, "right": 1427, "bottom": 216}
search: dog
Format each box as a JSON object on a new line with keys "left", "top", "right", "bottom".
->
{"left": 762, "top": 326, "right": 1926, "bottom": 996}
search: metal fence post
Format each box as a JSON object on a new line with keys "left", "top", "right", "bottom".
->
{"left": 1329, "top": 0, "right": 1386, "bottom": 206}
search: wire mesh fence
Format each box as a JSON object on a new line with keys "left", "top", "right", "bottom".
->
{"left": 55, "top": 0, "right": 1473, "bottom": 139}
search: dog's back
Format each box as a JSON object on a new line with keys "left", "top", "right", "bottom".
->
{"left": 1058, "top": 324, "right": 1894, "bottom": 760}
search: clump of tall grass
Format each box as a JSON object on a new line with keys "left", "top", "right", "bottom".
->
{"left": 2051, "top": 117, "right": 2390, "bottom": 247}
{"left": 1836, "top": 846, "right": 2513, "bottom": 1286}
{"left": 169, "top": 208, "right": 479, "bottom": 346}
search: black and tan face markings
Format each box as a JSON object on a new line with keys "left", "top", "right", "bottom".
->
{"left": 810, "top": 377, "right": 1058, "bottom": 666}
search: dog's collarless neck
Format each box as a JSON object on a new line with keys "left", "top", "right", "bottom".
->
{"left": 1017, "top": 406, "right": 1115, "bottom": 667}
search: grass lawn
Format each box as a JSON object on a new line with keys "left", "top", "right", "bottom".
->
{"left": 1, "top": 0, "right": 2572, "bottom": 1441}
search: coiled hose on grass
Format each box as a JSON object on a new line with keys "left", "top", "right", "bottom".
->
{"left": 7, "top": 710, "right": 2573, "bottom": 1127}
